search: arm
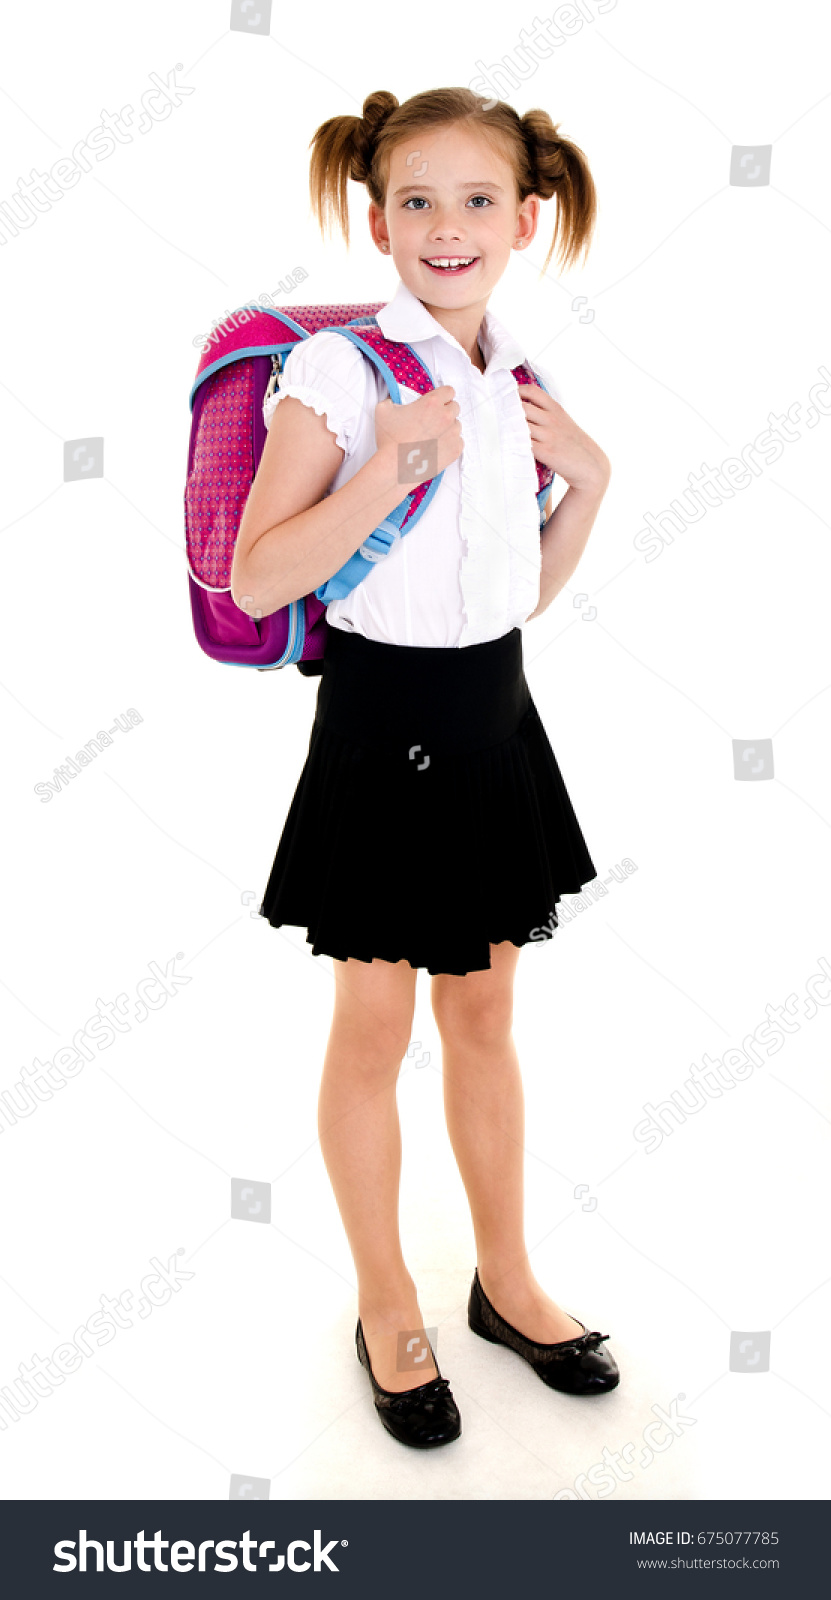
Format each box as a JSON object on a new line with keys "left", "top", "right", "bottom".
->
{"left": 526, "top": 474, "right": 610, "bottom": 621}
{"left": 231, "top": 383, "right": 462, "bottom": 620}
{"left": 516, "top": 383, "right": 611, "bottom": 623}
{"left": 230, "top": 397, "right": 412, "bottom": 618}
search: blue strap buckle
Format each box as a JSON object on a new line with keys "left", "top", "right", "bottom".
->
{"left": 358, "top": 515, "right": 402, "bottom": 564}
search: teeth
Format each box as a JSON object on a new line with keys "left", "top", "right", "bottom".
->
{"left": 426, "top": 257, "right": 475, "bottom": 268}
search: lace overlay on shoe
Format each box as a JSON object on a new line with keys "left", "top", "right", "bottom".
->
{"left": 474, "top": 1274, "right": 611, "bottom": 1363}
{"left": 385, "top": 1376, "right": 452, "bottom": 1412}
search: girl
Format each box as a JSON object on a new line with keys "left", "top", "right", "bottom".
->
{"left": 231, "top": 87, "right": 617, "bottom": 1450}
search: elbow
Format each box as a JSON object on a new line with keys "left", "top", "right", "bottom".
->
{"left": 231, "top": 581, "right": 279, "bottom": 620}
{"left": 230, "top": 570, "right": 289, "bottom": 621}
{"left": 231, "top": 547, "right": 269, "bottom": 619}
{"left": 231, "top": 526, "right": 295, "bottom": 617}
{"left": 231, "top": 587, "right": 258, "bottom": 617}
{"left": 229, "top": 558, "right": 253, "bottom": 617}
{"left": 594, "top": 453, "right": 612, "bottom": 493}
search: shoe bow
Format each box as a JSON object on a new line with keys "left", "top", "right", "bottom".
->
{"left": 387, "top": 1376, "right": 451, "bottom": 1411}
{"left": 555, "top": 1330, "right": 610, "bottom": 1358}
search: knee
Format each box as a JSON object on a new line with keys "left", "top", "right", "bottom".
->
{"left": 431, "top": 983, "right": 514, "bottom": 1050}
{"left": 329, "top": 975, "right": 416, "bottom": 1076}
{"left": 331, "top": 1015, "right": 414, "bottom": 1079}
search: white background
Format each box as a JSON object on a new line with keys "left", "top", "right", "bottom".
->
{"left": 1, "top": 0, "right": 829, "bottom": 1504}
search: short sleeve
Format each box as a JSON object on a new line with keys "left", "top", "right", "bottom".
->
{"left": 262, "top": 329, "right": 370, "bottom": 455}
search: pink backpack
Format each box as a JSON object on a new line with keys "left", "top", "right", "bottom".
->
{"left": 184, "top": 302, "right": 555, "bottom": 675}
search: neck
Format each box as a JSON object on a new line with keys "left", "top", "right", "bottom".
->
{"left": 418, "top": 295, "right": 488, "bottom": 373}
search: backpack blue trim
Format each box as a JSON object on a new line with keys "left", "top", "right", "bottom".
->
{"left": 189, "top": 343, "right": 287, "bottom": 408}
{"left": 520, "top": 365, "right": 556, "bottom": 527}
{"left": 222, "top": 597, "right": 307, "bottom": 672}
{"left": 188, "top": 308, "right": 384, "bottom": 408}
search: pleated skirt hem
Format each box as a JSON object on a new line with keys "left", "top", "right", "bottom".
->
{"left": 258, "top": 632, "right": 597, "bottom": 975}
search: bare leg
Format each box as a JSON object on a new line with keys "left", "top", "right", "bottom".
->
{"left": 318, "top": 955, "right": 439, "bottom": 1391}
{"left": 431, "top": 941, "right": 584, "bottom": 1343}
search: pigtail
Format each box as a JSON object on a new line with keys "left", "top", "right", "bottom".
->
{"left": 520, "top": 110, "right": 597, "bottom": 275}
{"left": 307, "top": 86, "right": 597, "bottom": 277}
{"left": 309, "top": 90, "right": 399, "bottom": 248}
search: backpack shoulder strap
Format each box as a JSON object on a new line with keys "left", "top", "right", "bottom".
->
{"left": 303, "top": 322, "right": 558, "bottom": 604}
{"left": 510, "top": 360, "right": 556, "bottom": 514}
{"left": 312, "top": 321, "right": 445, "bottom": 604}
{"left": 335, "top": 327, "right": 556, "bottom": 516}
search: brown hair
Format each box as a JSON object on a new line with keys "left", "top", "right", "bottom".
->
{"left": 308, "top": 87, "right": 597, "bottom": 276}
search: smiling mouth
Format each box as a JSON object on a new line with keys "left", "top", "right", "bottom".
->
{"left": 421, "top": 257, "right": 479, "bottom": 273}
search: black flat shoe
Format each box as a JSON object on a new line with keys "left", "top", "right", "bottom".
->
{"left": 355, "top": 1318, "right": 462, "bottom": 1448}
{"left": 468, "top": 1268, "right": 620, "bottom": 1395}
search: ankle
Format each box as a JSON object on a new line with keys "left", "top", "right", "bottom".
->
{"left": 358, "top": 1275, "right": 419, "bottom": 1326}
{"left": 477, "top": 1260, "right": 536, "bottom": 1300}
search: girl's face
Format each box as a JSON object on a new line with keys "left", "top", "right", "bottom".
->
{"left": 369, "top": 122, "right": 539, "bottom": 312}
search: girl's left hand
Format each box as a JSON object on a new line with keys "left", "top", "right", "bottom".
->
{"left": 516, "top": 384, "right": 610, "bottom": 495}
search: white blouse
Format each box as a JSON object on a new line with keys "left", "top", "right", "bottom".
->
{"left": 263, "top": 277, "right": 559, "bottom": 649}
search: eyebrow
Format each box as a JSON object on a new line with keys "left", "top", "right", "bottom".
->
{"left": 392, "top": 182, "right": 506, "bottom": 197}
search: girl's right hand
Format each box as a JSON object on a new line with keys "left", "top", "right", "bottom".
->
{"left": 374, "top": 386, "right": 463, "bottom": 486}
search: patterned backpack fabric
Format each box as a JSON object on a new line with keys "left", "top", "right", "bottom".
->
{"left": 184, "top": 303, "right": 555, "bottom": 674}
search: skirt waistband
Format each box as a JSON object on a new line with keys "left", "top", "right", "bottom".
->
{"left": 314, "top": 626, "right": 531, "bottom": 755}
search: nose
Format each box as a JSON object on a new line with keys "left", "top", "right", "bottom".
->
{"left": 426, "top": 197, "right": 467, "bottom": 241}
{"left": 427, "top": 217, "right": 466, "bottom": 244}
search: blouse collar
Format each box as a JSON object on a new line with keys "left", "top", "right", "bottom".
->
{"left": 375, "top": 277, "right": 529, "bottom": 376}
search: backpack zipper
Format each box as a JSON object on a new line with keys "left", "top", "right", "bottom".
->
{"left": 255, "top": 352, "right": 292, "bottom": 672}
{"left": 263, "top": 352, "right": 283, "bottom": 404}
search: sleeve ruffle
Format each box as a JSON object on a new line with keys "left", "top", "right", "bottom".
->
{"left": 261, "top": 330, "right": 370, "bottom": 456}
{"left": 263, "top": 383, "right": 351, "bottom": 453}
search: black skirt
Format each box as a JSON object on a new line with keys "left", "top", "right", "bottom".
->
{"left": 258, "top": 625, "right": 598, "bottom": 975}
